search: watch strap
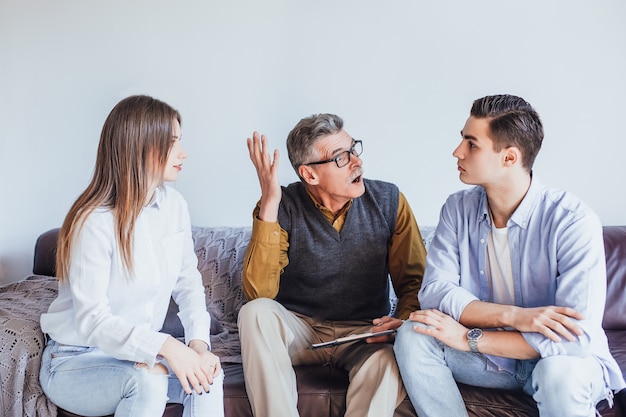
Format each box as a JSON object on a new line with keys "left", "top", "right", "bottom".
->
{"left": 469, "top": 338, "right": 479, "bottom": 353}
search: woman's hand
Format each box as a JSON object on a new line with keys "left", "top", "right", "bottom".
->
{"left": 160, "top": 337, "right": 220, "bottom": 395}
{"left": 189, "top": 339, "right": 221, "bottom": 378}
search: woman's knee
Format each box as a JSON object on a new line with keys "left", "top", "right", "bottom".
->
{"left": 136, "top": 362, "right": 168, "bottom": 375}
{"left": 131, "top": 365, "right": 169, "bottom": 402}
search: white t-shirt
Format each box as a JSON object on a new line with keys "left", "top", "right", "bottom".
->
{"left": 486, "top": 223, "right": 514, "bottom": 306}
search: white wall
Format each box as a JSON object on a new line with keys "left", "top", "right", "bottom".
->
{"left": 1, "top": 0, "right": 625, "bottom": 284}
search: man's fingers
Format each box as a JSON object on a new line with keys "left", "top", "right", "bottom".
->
{"left": 247, "top": 134, "right": 262, "bottom": 161}
{"left": 272, "top": 149, "right": 280, "bottom": 169}
{"left": 550, "top": 318, "right": 582, "bottom": 341}
{"left": 544, "top": 308, "right": 583, "bottom": 339}
{"left": 555, "top": 306, "right": 584, "bottom": 320}
{"left": 559, "top": 315, "right": 583, "bottom": 335}
{"left": 409, "top": 309, "right": 445, "bottom": 323}
{"left": 248, "top": 132, "right": 279, "bottom": 174}
{"left": 540, "top": 324, "right": 563, "bottom": 343}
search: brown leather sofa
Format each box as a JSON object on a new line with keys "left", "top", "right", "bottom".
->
{"left": 29, "top": 226, "right": 626, "bottom": 417}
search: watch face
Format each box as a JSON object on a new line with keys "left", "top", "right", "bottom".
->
{"left": 468, "top": 328, "right": 482, "bottom": 339}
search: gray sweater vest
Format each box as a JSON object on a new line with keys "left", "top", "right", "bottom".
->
{"left": 276, "top": 179, "right": 398, "bottom": 321}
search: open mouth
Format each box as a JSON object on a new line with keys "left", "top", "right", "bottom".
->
{"left": 351, "top": 168, "right": 364, "bottom": 184}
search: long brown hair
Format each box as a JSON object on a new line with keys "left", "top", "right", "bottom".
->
{"left": 56, "top": 95, "right": 181, "bottom": 281}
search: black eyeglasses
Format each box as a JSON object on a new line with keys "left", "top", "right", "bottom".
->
{"left": 304, "top": 140, "right": 363, "bottom": 168}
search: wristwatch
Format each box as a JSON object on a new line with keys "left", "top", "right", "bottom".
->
{"left": 467, "top": 328, "right": 483, "bottom": 353}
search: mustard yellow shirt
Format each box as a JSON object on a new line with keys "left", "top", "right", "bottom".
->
{"left": 242, "top": 191, "right": 426, "bottom": 320}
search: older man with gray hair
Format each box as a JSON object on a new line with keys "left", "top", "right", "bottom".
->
{"left": 238, "top": 113, "right": 427, "bottom": 417}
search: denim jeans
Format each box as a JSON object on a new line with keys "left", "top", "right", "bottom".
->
{"left": 393, "top": 321, "right": 609, "bottom": 417}
{"left": 40, "top": 339, "right": 224, "bottom": 417}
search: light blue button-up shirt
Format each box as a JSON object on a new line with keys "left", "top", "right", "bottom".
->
{"left": 419, "top": 178, "right": 625, "bottom": 390}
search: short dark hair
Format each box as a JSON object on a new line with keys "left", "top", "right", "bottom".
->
{"left": 471, "top": 94, "right": 543, "bottom": 171}
{"left": 286, "top": 113, "right": 344, "bottom": 173}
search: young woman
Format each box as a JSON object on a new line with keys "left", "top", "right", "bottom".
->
{"left": 39, "top": 95, "right": 224, "bottom": 417}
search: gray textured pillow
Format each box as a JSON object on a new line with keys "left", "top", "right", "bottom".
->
{"left": 161, "top": 226, "right": 251, "bottom": 342}
{"left": 192, "top": 226, "right": 252, "bottom": 328}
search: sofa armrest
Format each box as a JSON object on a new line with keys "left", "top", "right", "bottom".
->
{"left": 0, "top": 276, "right": 58, "bottom": 417}
{"left": 602, "top": 226, "right": 626, "bottom": 330}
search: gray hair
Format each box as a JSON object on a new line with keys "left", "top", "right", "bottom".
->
{"left": 286, "top": 113, "right": 344, "bottom": 173}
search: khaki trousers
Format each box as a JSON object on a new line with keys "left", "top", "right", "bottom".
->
{"left": 237, "top": 298, "right": 406, "bottom": 417}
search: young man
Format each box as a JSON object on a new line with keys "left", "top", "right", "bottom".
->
{"left": 238, "top": 113, "right": 427, "bottom": 417}
{"left": 394, "top": 94, "right": 625, "bottom": 417}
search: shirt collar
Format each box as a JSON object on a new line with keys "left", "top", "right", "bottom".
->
{"left": 478, "top": 190, "right": 491, "bottom": 225}
{"left": 509, "top": 176, "right": 543, "bottom": 229}
{"left": 478, "top": 174, "right": 543, "bottom": 230}
{"left": 145, "top": 186, "right": 164, "bottom": 210}
{"left": 305, "top": 188, "right": 353, "bottom": 222}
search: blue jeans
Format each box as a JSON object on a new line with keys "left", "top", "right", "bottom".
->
{"left": 393, "top": 321, "right": 609, "bottom": 417}
{"left": 40, "top": 339, "right": 224, "bottom": 417}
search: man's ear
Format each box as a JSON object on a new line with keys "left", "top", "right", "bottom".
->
{"left": 298, "top": 165, "right": 319, "bottom": 185}
{"left": 503, "top": 147, "right": 521, "bottom": 166}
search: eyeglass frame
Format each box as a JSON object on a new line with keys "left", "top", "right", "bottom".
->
{"left": 302, "top": 140, "right": 363, "bottom": 168}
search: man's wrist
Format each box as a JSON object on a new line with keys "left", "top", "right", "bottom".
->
{"left": 467, "top": 328, "right": 483, "bottom": 353}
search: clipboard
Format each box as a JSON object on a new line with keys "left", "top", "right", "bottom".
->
{"left": 310, "top": 329, "right": 396, "bottom": 350}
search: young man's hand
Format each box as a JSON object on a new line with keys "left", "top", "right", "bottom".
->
{"left": 509, "top": 305, "right": 584, "bottom": 342}
{"left": 406, "top": 309, "right": 469, "bottom": 351}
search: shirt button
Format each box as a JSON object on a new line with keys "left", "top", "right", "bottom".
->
{"left": 273, "top": 230, "right": 279, "bottom": 236}
{"left": 480, "top": 270, "right": 484, "bottom": 275}
{"left": 480, "top": 239, "right": 485, "bottom": 244}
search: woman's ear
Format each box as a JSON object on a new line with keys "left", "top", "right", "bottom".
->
{"left": 298, "top": 165, "right": 319, "bottom": 185}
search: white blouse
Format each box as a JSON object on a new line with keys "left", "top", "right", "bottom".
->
{"left": 41, "top": 186, "right": 211, "bottom": 367}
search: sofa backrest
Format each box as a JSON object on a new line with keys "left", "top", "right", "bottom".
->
{"left": 32, "top": 225, "right": 626, "bottom": 330}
